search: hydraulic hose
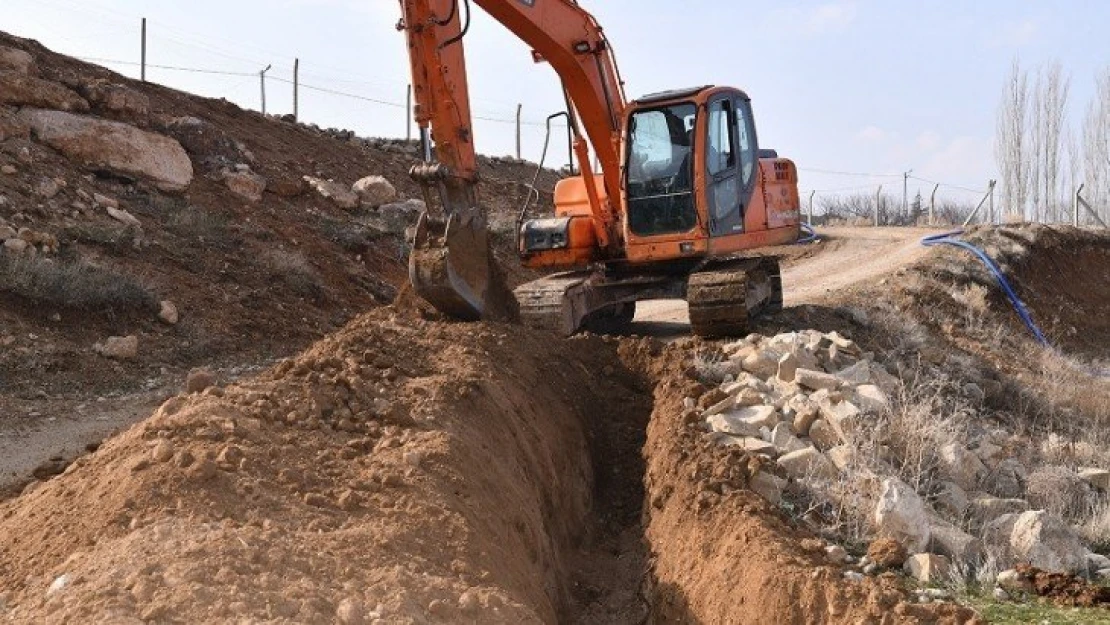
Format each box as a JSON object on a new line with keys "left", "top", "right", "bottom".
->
{"left": 797, "top": 222, "right": 819, "bottom": 245}
{"left": 920, "top": 230, "right": 1048, "bottom": 345}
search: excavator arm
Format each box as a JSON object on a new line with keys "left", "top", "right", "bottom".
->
{"left": 398, "top": 0, "right": 627, "bottom": 320}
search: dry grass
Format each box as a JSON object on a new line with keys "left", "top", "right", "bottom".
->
{"left": 690, "top": 348, "right": 731, "bottom": 386}
{"left": 0, "top": 254, "right": 156, "bottom": 312}
{"left": 1078, "top": 500, "right": 1110, "bottom": 553}
{"left": 261, "top": 249, "right": 322, "bottom": 299}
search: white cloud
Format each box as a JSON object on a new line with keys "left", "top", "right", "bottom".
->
{"left": 856, "top": 125, "right": 887, "bottom": 143}
{"left": 765, "top": 2, "right": 858, "bottom": 36}
{"left": 989, "top": 18, "right": 1040, "bottom": 48}
{"left": 915, "top": 130, "right": 942, "bottom": 151}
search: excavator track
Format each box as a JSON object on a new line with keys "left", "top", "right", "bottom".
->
{"left": 687, "top": 257, "right": 782, "bottom": 337}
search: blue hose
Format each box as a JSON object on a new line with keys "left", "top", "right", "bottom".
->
{"left": 920, "top": 230, "right": 1049, "bottom": 346}
{"left": 797, "top": 223, "right": 819, "bottom": 245}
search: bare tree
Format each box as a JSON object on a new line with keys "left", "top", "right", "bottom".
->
{"left": 1082, "top": 66, "right": 1110, "bottom": 224}
{"left": 1037, "top": 62, "right": 1070, "bottom": 222}
{"left": 1029, "top": 68, "right": 1044, "bottom": 221}
{"left": 995, "top": 60, "right": 1030, "bottom": 221}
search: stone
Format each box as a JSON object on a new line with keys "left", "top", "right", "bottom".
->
{"left": 159, "top": 116, "right": 251, "bottom": 170}
{"left": 19, "top": 109, "right": 192, "bottom": 191}
{"left": 185, "top": 369, "right": 216, "bottom": 394}
{"left": 722, "top": 404, "right": 778, "bottom": 429}
{"left": 1, "top": 164, "right": 17, "bottom": 175}
{"left": 933, "top": 481, "right": 969, "bottom": 518}
{"left": 733, "top": 387, "right": 764, "bottom": 407}
{"left": 990, "top": 459, "right": 1027, "bottom": 499}
{"left": 79, "top": 80, "right": 150, "bottom": 125}
{"left": 0, "top": 71, "right": 88, "bottom": 111}
{"left": 904, "top": 554, "right": 951, "bottom": 584}
{"left": 853, "top": 384, "right": 890, "bottom": 413}
{"left": 152, "top": 439, "right": 175, "bottom": 463}
{"left": 336, "top": 597, "right": 365, "bottom": 624}
{"left": 3, "top": 238, "right": 29, "bottom": 254}
{"left": 777, "top": 446, "right": 838, "bottom": 480}
{"left": 33, "top": 176, "right": 60, "bottom": 199}
{"left": 1078, "top": 468, "right": 1110, "bottom": 491}
{"left": 1099, "top": 568, "right": 1110, "bottom": 580}
{"left": 770, "top": 423, "right": 808, "bottom": 454}
{"left": 938, "top": 443, "right": 987, "bottom": 491}
{"left": 927, "top": 514, "right": 982, "bottom": 564}
{"left": 750, "top": 471, "right": 787, "bottom": 504}
{"left": 706, "top": 413, "right": 761, "bottom": 438}
{"left": 873, "top": 479, "right": 930, "bottom": 553}
{"left": 776, "top": 353, "right": 798, "bottom": 383}
{"left": 94, "top": 335, "right": 138, "bottom": 360}
{"left": 224, "top": 169, "right": 266, "bottom": 202}
{"left": 817, "top": 397, "right": 863, "bottom": 442}
{"left": 825, "top": 445, "right": 855, "bottom": 472}
{"left": 834, "top": 361, "right": 871, "bottom": 385}
{"left": 795, "top": 368, "right": 840, "bottom": 391}
{"left": 1008, "top": 510, "right": 1087, "bottom": 574}
{"left": 973, "top": 440, "right": 1006, "bottom": 468}
{"left": 304, "top": 176, "right": 359, "bottom": 209}
{"left": 1088, "top": 552, "right": 1110, "bottom": 571}
{"left": 867, "top": 537, "right": 908, "bottom": 568}
{"left": 981, "top": 513, "right": 1020, "bottom": 564}
{"left": 47, "top": 574, "right": 70, "bottom": 597}
{"left": 806, "top": 419, "right": 841, "bottom": 451}
{"left": 92, "top": 192, "right": 119, "bottom": 209}
{"left": 0, "top": 47, "right": 36, "bottom": 75}
{"left": 106, "top": 206, "right": 142, "bottom": 228}
{"left": 158, "top": 300, "right": 179, "bottom": 325}
{"left": 0, "top": 225, "right": 16, "bottom": 239}
{"left": 352, "top": 175, "right": 397, "bottom": 208}
{"left": 741, "top": 351, "right": 778, "bottom": 380}
{"left": 790, "top": 402, "right": 819, "bottom": 437}
{"left": 736, "top": 437, "right": 778, "bottom": 457}
{"left": 969, "top": 496, "right": 1028, "bottom": 524}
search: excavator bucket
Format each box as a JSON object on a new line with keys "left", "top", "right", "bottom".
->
{"left": 408, "top": 209, "right": 516, "bottom": 322}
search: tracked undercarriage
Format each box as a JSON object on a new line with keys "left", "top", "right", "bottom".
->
{"left": 514, "top": 257, "right": 783, "bottom": 337}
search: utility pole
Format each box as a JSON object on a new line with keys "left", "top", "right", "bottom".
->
{"left": 903, "top": 169, "right": 913, "bottom": 217}
{"left": 874, "top": 185, "right": 882, "bottom": 227}
{"left": 929, "top": 183, "right": 939, "bottom": 226}
{"left": 259, "top": 64, "right": 272, "bottom": 115}
{"left": 808, "top": 190, "right": 815, "bottom": 225}
{"left": 1074, "top": 183, "right": 1084, "bottom": 227}
{"left": 140, "top": 18, "right": 147, "bottom": 82}
{"left": 515, "top": 104, "right": 523, "bottom": 160}
{"left": 292, "top": 59, "right": 299, "bottom": 121}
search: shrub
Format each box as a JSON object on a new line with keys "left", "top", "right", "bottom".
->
{"left": 0, "top": 254, "right": 157, "bottom": 312}
{"left": 261, "top": 249, "right": 321, "bottom": 299}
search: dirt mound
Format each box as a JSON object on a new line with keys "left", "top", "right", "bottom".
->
{"left": 0, "top": 309, "right": 649, "bottom": 623}
{"left": 1011, "top": 564, "right": 1110, "bottom": 608}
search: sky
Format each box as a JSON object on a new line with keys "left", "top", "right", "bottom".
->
{"left": 5, "top": 0, "right": 1109, "bottom": 203}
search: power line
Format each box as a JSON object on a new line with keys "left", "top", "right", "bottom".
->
{"left": 799, "top": 167, "right": 902, "bottom": 178}
{"left": 79, "top": 56, "right": 257, "bottom": 77}
{"left": 908, "top": 175, "right": 987, "bottom": 195}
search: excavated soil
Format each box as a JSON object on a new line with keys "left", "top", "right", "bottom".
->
{"left": 0, "top": 307, "right": 985, "bottom": 624}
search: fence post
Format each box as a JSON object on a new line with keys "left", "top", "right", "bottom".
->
{"left": 1074, "top": 184, "right": 1084, "bottom": 227}
{"left": 140, "top": 18, "right": 147, "bottom": 82}
{"left": 988, "top": 179, "right": 996, "bottom": 224}
{"left": 961, "top": 183, "right": 996, "bottom": 227}
{"left": 259, "top": 64, "right": 272, "bottom": 115}
{"left": 874, "top": 185, "right": 882, "bottom": 227}
{"left": 515, "top": 104, "right": 522, "bottom": 160}
{"left": 406, "top": 85, "right": 413, "bottom": 142}
{"left": 808, "top": 190, "right": 815, "bottom": 225}
{"left": 292, "top": 58, "right": 299, "bottom": 121}
{"left": 929, "top": 183, "right": 939, "bottom": 225}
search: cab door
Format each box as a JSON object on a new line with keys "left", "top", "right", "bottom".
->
{"left": 705, "top": 95, "right": 759, "bottom": 237}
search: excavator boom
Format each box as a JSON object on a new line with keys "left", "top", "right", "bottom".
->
{"left": 397, "top": 0, "right": 627, "bottom": 320}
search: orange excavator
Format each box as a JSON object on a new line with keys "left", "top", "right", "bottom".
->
{"left": 398, "top": 0, "right": 801, "bottom": 336}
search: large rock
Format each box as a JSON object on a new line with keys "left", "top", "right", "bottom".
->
{"left": 19, "top": 109, "right": 192, "bottom": 191}
{"left": 874, "top": 479, "right": 930, "bottom": 553}
{"left": 305, "top": 176, "right": 359, "bottom": 209}
{"left": 720, "top": 405, "right": 778, "bottom": 430}
{"left": 777, "top": 446, "right": 838, "bottom": 481}
{"left": 159, "top": 116, "right": 251, "bottom": 170}
{"left": 933, "top": 481, "right": 969, "bottom": 518}
{"left": 1008, "top": 510, "right": 1087, "bottom": 574}
{"left": 927, "top": 514, "right": 982, "bottom": 564}
{"left": 224, "top": 169, "right": 266, "bottom": 202}
{"left": 1079, "top": 468, "right": 1110, "bottom": 491}
{"left": 904, "top": 553, "right": 951, "bottom": 584}
{"left": 795, "top": 368, "right": 840, "bottom": 391}
{"left": 938, "top": 443, "right": 987, "bottom": 491}
{"left": 352, "top": 175, "right": 397, "bottom": 208}
{"left": 0, "top": 71, "right": 88, "bottom": 112}
{"left": 816, "top": 397, "right": 863, "bottom": 442}
{"left": 776, "top": 353, "right": 798, "bottom": 383}
{"left": 0, "top": 46, "right": 36, "bottom": 75}
{"left": 853, "top": 384, "right": 890, "bottom": 413}
{"left": 741, "top": 351, "right": 778, "bottom": 380}
{"left": 0, "top": 106, "right": 30, "bottom": 142}
{"left": 94, "top": 335, "right": 139, "bottom": 361}
{"left": 750, "top": 471, "right": 787, "bottom": 505}
{"left": 969, "top": 496, "right": 1029, "bottom": 524}
{"left": 80, "top": 80, "right": 151, "bottom": 125}
{"left": 807, "top": 419, "right": 841, "bottom": 451}
{"left": 989, "top": 458, "right": 1027, "bottom": 499}
{"left": 770, "top": 423, "right": 808, "bottom": 454}
{"left": 706, "top": 412, "right": 761, "bottom": 438}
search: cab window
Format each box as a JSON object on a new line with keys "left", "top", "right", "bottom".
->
{"left": 707, "top": 100, "right": 735, "bottom": 176}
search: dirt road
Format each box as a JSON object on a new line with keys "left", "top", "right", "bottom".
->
{"left": 635, "top": 226, "right": 943, "bottom": 329}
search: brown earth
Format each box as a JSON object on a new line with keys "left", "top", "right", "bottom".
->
{"left": 1011, "top": 564, "right": 1110, "bottom": 608}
